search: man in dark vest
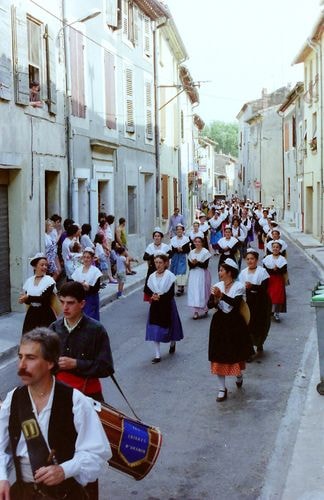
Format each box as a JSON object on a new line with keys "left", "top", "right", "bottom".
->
{"left": 0, "top": 328, "right": 111, "bottom": 499}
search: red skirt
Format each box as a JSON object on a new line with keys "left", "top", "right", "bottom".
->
{"left": 268, "top": 274, "right": 286, "bottom": 305}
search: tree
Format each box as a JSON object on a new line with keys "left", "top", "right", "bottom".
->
{"left": 203, "top": 121, "right": 238, "bottom": 157}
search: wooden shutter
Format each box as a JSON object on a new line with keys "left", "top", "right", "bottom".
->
{"left": 106, "top": 0, "right": 118, "bottom": 28}
{"left": 173, "top": 178, "right": 178, "bottom": 210}
{"left": 284, "top": 122, "right": 289, "bottom": 152}
{"left": 44, "top": 25, "right": 56, "bottom": 114}
{"left": 143, "top": 16, "right": 151, "bottom": 57}
{"left": 145, "top": 80, "right": 153, "bottom": 139}
{"left": 69, "top": 27, "right": 85, "bottom": 118}
{"left": 125, "top": 67, "right": 134, "bottom": 133}
{"left": 11, "top": 4, "right": 29, "bottom": 105}
{"left": 104, "top": 50, "right": 116, "bottom": 129}
{"left": 0, "top": 0, "right": 12, "bottom": 101}
{"left": 161, "top": 174, "right": 169, "bottom": 219}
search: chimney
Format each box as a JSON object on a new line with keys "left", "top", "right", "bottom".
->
{"left": 261, "top": 88, "right": 268, "bottom": 109}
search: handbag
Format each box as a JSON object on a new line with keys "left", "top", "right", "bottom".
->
{"left": 239, "top": 299, "right": 250, "bottom": 325}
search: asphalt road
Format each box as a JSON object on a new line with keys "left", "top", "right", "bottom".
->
{"left": 98, "top": 240, "right": 319, "bottom": 500}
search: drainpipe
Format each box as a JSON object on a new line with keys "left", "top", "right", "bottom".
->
{"left": 307, "top": 37, "right": 323, "bottom": 241}
{"left": 152, "top": 19, "right": 167, "bottom": 223}
{"left": 62, "top": 0, "right": 73, "bottom": 217}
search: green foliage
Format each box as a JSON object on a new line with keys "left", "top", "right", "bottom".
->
{"left": 203, "top": 121, "right": 239, "bottom": 157}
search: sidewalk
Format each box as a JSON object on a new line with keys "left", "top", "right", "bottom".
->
{"left": 270, "top": 222, "right": 324, "bottom": 499}
{"left": 0, "top": 262, "right": 147, "bottom": 370}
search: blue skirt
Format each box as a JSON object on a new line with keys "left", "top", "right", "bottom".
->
{"left": 84, "top": 293, "right": 100, "bottom": 321}
{"left": 170, "top": 253, "right": 187, "bottom": 276}
{"left": 146, "top": 299, "right": 184, "bottom": 343}
{"left": 210, "top": 229, "right": 222, "bottom": 246}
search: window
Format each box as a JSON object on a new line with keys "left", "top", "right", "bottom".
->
{"left": 104, "top": 51, "right": 116, "bottom": 129}
{"left": 292, "top": 115, "right": 296, "bottom": 148}
{"left": 11, "top": 7, "right": 56, "bottom": 112}
{"left": 27, "top": 17, "right": 42, "bottom": 87}
{"left": 106, "top": 0, "right": 122, "bottom": 29}
{"left": 125, "top": 67, "right": 135, "bottom": 133}
{"left": 122, "top": 0, "right": 137, "bottom": 45}
{"left": 304, "top": 119, "right": 308, "bottom": 157}
{"left": 145, "top": 79, "right": 153, "bottom": 140}
{"left": 69, "top": 27, "right": 85, "bottom": 118}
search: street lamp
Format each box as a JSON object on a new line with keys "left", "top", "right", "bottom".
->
{"left": 64, "top": 8, "right": 101, "bottom": 28}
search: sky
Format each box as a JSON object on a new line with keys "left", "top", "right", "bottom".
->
{"left": 165, "top": 0, "right": 322, "bottom": 124}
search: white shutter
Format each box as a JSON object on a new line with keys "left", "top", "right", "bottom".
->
{"left": 122, "top": 0, "right": 128, "bottom": 37}
{"left": 125, "top": 67, "right": 134, "bottom": 133}
{"left": 143, "top": 16, "right": 151, "bottom": 57}
{"left": 0, "top": 0, "right": 12, "bottom": 101}
{"left": 106, "top": 0, "right": 118, "bottom": 28}
{"left": 11, "top": 3, "right": 29, "bottom": 105}
{"left": 145, "top": 80, "right": 153, "bottom": 140}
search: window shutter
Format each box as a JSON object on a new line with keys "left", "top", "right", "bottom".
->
{"left": 133, "top": 5, "right": 139, "bottom": 45}
{"left": 11, "top": 4, "right": 29, "bottom": 105}
{"left": 106, "top": 0, "right": 118, "bottom": 28}
{"left": 145, "top": 80, "right": 153, "bottom": 139}
{"left": 161, "top": 174, "right": 169, "bottom": 219}
{"left": 70, "top": 27, "right": 85, "bottom": 118}
{"left": 122, "top": 0, "right": 128, "bottom": 37}
{"left": 125, "top": 67, "right": 134, "bottom": 133}
{"left": 143, "top": 16, "right": 151, "bottom": 57}
{"left": 104, "top": 51, "right": 116, "bottom": 129}
{"left": 128, "top": 1, "right": 134, "bottom": 44}
{"left": 44, "top": 25, "right": 56, "bottom": 114}
{"left": 0, "top": 0, "right": 12, "bottom": 101}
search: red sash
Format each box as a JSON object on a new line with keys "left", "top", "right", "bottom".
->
{"left": 56, "top": 371, "right": 101, "bottom": 395}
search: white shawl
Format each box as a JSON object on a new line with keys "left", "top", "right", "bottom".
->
{"left": 147, "top": 269, "right": 176, "bottom": 294}
{"left": 72, "top": 265, "right": 102, "bottom": 286}
{"left": 239, "top": 266, "right": 269, "bottom": 285}
{"left": 23, "top": 275, "right": 56, "bottom": 295}
{"left": 188, "top": 247, "right": 211, "bottom": 263}
{"left": 213, "top": 280, "right": 245, "bottom": 314}
{"left": 145, "top": 242, "right": 170, "bottom": 256}
{"left": 262, "top": 254, "right": 287, "bottom": 269}
{"left": 170, "top": 235, "right": 190, "bottom": 248}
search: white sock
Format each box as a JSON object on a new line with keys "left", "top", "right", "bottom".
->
{"left": 154, "top": 342, "right": 161, "bottom": 359}
{"left": 216, "top": 375, "right": 226, "bottom": 391}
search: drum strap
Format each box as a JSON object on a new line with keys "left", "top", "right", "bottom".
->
{"left": 111, "top": 374, "right": 141, "bottom": 421}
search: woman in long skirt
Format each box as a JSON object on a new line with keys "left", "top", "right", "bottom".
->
{"left": 19, "top": 253, "right": 57, "bottom": 334}
{"left": 263, "top": 241, "right": 288, "bottom": 322}
{"left": 170, "top": 224, "right": 191, "bottom": 296}
{"left": 187, "top": 235, "right": 211, "bottom": 319}
{"left": 209, "top": 211, "right": 223, "bottom": 255}
{"left": 239, "top": 248, "right": 272, "bottom": 354}
{"left": 216, "top": 225, "right": 239, "bottom": 270}
{"left": 208, "top": 258, "right": 254, "bottom": 402}
{"left": 143, "top": 228, "right": 171, "bottom": 302}
{"left": 145, "top": 254, "right": 183, "bottom": 363}
{"left": 71, "top": 247, "right": 102, "bottom": 320}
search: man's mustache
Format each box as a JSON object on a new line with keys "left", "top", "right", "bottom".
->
{"left": 17, "top": 368, "right": 32, "bottom": 377}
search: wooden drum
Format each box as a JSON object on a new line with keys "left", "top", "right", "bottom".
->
{"left": 99, "top": 402, "right": 162, "bottom": 480}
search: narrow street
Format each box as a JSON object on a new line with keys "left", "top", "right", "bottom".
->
{"left": 97, "top": 238, "right": 318, "bottom": 500}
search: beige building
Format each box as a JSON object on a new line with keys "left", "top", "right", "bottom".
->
{"left": 293, "top": 12, "right": 324, "bottom": 239}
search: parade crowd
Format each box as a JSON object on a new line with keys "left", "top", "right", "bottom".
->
{"left": 0, "top": 197, "right": 289, "bottom": 499}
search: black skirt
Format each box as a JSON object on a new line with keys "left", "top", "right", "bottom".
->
{"left": 208, "top": 308, "right": 254, "bottom": 363}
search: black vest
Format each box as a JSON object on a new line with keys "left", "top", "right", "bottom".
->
{"left": 9, "top": 381, "right": 77, "bottom": 473}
